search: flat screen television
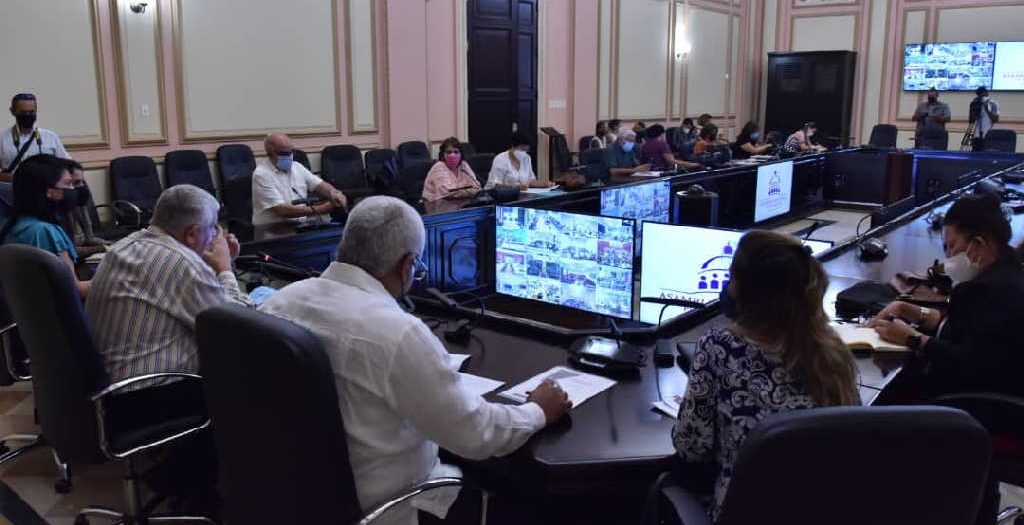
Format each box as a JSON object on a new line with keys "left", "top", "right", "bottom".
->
{"left": 599, "top": 179, "right": 672, "bottom": 253}
{"left": 754, "top": 160, "right": 794, "bottom": 224}
{"left": 903, "top": 41, "right": 996, "bottom": 91}
{"left": 494, "top": 206, "right": 635, "bottom": 319}
{"left": 992, "top": 41, "right": 1024, "bottom": 90}
{"left": 639, "top": 223, "right": 744, "bottom": 325}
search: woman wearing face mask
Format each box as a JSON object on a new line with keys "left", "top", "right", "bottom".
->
{"left": 869, "top": 193, "right": 1024, "bottom": 397}
{"left": 0, "top": 154, "right": 90, "bottom": 297}
{"left": 674, "top": 231, "right": 858, "bottom": 522}
{"left": 485, "top": 132, "right": 554, "bottom": 190}
{"left": 590, "top": 121, "right": 609, "bottom": 149}
{"left": 731, "top": 121, "right": 773, "bottom": 159}
{"left": 57, "top": 158, "right": 109, "bottom": 257}
{"left": 782, "top": 121, "right": 826, "bottom": 154}
{"left": 421, "top": 137, "right": 480, "bottom": 202}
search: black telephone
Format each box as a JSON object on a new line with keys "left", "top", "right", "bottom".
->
{"left": 568, "top": 336, "right": 645, "bottom": 374}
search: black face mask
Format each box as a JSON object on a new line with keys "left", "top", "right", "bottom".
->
{"left": 55, "top": 188, "right": 80, "bottom": 213}
{"left": 74, "top": 185, "right": 91, "bottom": 207}
{"left": 927, "top": 96, "right": 938, "bottom": 104}
{"left": 14, "top": 113, "right": 36, "bottom": 130}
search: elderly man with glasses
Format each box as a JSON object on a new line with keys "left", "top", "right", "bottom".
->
{"left": 1, "top": 93, "right": 71, "bottom": 182}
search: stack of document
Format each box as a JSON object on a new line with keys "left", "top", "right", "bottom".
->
{"left": 499, "top": 366, "right": 616, "bottom": 408}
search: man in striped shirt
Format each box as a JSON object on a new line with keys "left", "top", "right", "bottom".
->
{"left": 86, "top": 184, "right": 252, "bottom": 395}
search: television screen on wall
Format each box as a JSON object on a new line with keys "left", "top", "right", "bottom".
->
{"left": 903, "top": 41, "right": 1024, "bottom": 91}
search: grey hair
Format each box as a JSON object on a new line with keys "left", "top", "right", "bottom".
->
{"left": 337, "top": 196, "right": 425, "bottom": 277}
{"left": 151, "top": 185, "right": 219, "bottom": 234}
{"left": 617, "top": 129, "right": 636, "bottom": 144}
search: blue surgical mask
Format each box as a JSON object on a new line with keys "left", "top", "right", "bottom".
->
{"left": 719, "top": 281, "right": 737, "bottom": 319}
{"left": 275, "top": 155, "right": 294, "bottom": 172}
{"left": 751, "top": 132, "right": 761, "bottom": 141}
{"left": 622, "top": 141, "right": 635, "bottom": 153}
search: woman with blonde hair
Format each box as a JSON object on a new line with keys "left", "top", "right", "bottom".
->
{"left": 673, "top": 230, "right": 858, "bottom": 522}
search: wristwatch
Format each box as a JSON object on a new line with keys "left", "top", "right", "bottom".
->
{"left": 917, "top": 306, "right": 931, "bottom": 326}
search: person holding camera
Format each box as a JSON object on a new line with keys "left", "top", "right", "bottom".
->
{"left": 968, "top": 86, "right": 1000, "bottom": 151}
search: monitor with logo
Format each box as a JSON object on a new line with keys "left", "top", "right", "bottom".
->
{"left": 754, "top": 160, "right": 794, "bottom": 223}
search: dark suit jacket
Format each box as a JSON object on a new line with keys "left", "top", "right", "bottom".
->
{"left": 922, "top": 253, "right": 1024, "bottom": 396}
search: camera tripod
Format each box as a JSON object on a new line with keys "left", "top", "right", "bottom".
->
{"left": 960, "top": 126, "right": 975, "bottom": 151}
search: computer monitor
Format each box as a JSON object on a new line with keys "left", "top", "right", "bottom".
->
{"left": 639, "top": 223, "right": 744, "bottom": 325}
{"left": 802, "top": 238, "right": 833, "bottom": 257}
{"left": 754, "top": 160, "right": 794, "bottom": 223}
{"left": 495, "top": 206, "right": 635, "bottom": 319}
{"left": 599, "top": 179, "right": 672, "bottom": 253}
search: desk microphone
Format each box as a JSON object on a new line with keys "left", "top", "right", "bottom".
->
{"left": 290, "top": 197, "right": 326, "bottom": 206}
{"left": 425, "top": 287, "right": 487, "bottom": 343}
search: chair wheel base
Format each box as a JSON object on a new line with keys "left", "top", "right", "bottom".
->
{"left": 54, "top": 478, "right": 72, "bottom": 494}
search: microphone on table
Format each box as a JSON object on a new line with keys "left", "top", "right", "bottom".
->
{"left": 425, "top": 287, "right": 487, "bottom": 343}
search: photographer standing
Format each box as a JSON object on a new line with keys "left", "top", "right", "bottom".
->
{"left": 969, "top": 86, "right": 1000, "bottom": 151}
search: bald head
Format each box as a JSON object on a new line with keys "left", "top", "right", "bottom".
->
{"left": 264, "top": 133, "right": 293, "bottom": 165}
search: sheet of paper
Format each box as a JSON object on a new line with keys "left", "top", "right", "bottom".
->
{"left": 830, "top": 323, "right": 910, "bottom": 353}
{"left": 448, "top": 354, "right": 471, "bottom": 371}
{"left": 652, "top": 400, "right": 681, "bottom": 419}
{"left": 630, "top": 171, "right": 662, "bottom": 178}
{"left": 521, "top": 185, "right": 561, "bottom": 194}
{"left": 458, "top": 373, "right": 505, "bottom": 397}
{"left": 498, "top": 366, "right": 616, "bottom": 408}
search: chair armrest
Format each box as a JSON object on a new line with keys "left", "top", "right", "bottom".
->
{"left": 97, "top": 200, "right": 145, "bottom": 228}
{"left": 933, "top": 392, "right": 1024, "bottom": 437}
{"left": 0, "top": 322, "right": 30, "bottom": 382}
{"left": 358, "top": 477, "right": 463, "bottom": 525}
{"left": 91, "top": 372, "right": 203, "bottom": 401}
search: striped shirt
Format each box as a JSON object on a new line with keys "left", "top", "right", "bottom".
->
{"left": 85, "top": 226, "right": 252, "bottom": 386}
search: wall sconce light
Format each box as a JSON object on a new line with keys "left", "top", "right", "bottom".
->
{"left": 129, "top": 2, "right": 148, "bottom": 14}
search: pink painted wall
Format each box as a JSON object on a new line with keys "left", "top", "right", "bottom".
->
{"left": 541, "top": 2, "right": 572, "bottom": 138}
{"left": 385, "top": 0, "right": 431, "bottom": 145}
{"left": 570, "top": 2, "right": 599, "bottom": 144}
{"left": 425, "top": 0, "right": 460, "bottom": 143}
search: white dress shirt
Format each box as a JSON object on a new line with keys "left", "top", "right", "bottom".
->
{"left": 485, "top": 151, "right": 536, "bottom": 189}
{"left": 0, "top": 126, "right": 69, "bottom": 171}
{"left": 259, "top": 262, "right": 546, "bottom": 525}
{"left": 251, "top": 159, "right": 326, "bottom": 225}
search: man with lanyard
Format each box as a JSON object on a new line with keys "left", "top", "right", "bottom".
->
{"left": 1, "top": 93, "right": 70, "bottom": 182}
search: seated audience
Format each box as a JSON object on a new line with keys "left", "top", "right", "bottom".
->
{"left": 782, "top": 122, "right": 826, "bottom": 154}
{"left": 58, "top": 159, "right": 109, "bottom": 258}
{"left": 422, "top": 137, "right": 480, "bottom": 202}
{"left": 632, "top": 121, "right": 647, "bottom": 145}
{"left": 0, "top": 154, "right": 89, "bottom": 297}
{"left": 607, "top": 119, "right": 622, "bottom": 143}
{"left": 607, "top": 130, "right": 652, "bottom": 183}
{"left": 590, "top": 121, "right": 610, "bottom": 149}
{"left": 870, "top": 193, "right": 1024, "bottom": 397}
{"left": 485, "top": 132, "right": 554, "bottom": 190}
{"left": 731, "top": 121, "right": 773, "bottom": 159}
{"left": 693, "top": 124, "right": 727, "bottom": 156}
{"left": 251, "top": 132, "right": 348, "bottom": 226}
{"left": 674, "top": 230, "right": 858, "bottom": 522}
{"left": 673, "top": 117, "right": 699, "bottom": 156}
{"left": 259, "top": 196, "right": 571, "bottom": 524}
{"left": 640, "top": 124, "right": 701, "bottom": 171}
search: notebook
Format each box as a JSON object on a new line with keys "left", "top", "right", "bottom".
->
{"left": 830, "top": 323, "right": 910, "bottom": 354}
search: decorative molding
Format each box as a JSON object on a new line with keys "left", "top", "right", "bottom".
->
{"left": 344, "top": 0, "right": 380, "bottom": 134}
{"left": 67, "top": 0, "right": 111, "bottom": 150}
{"left": 109, "top": 0, "right": 168, "bottom": 146}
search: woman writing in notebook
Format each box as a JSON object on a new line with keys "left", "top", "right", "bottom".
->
{"left": 672, "top": 231, "right": 858, "bottom": 522}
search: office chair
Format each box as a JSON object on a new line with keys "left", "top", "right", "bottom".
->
{"left": 580, "top": 148, "right": 610, "bottom": 184}
{"left": 917, "top": 126, "right": 950, "bottom": 151}
{"left": 215, "top": 144, "right": 256, "bottom": 189}
{"left": 365, "top": 148, "right": 398, "bottom": 193}
{"left": 0, "top": 244, "right": 215, "bottom": 524}
{"left": 0, "top": 279, "right": 46, "bottom": 488}
{"left": 396, "top": 160, "right": 433, "bottom": 202}
{"left": 983, "top": 130, "right": 1017, "bottom": 153}
{"left": 321, "top": 145, "right": 373, "bottom": 200}
{"left": 397, "top": 141, "right": 431, "bottom": 169}
{"left": 466, "top": 153, "right": 495, "bottom": 186}
{"left": 196, "top": 304, "right": 462, "bottom": 525}
{"left": 666, "top": 126, "right": 681, "bottom": 151}
{"left": 220, "top": 174, "right": 253, "bottom": 239}
{"left": 649, "top": 406, "right": 990, "bottom": 525}
{"left": 935, "top": 393, "right": 1024, "bottom": 524}
{"left": 165, "top": 150, "right": 216, "bottom": 196}
{"left": 81, "top": 194, "right": 136, "bottom": 242}
{"left": 108, "top": 156, "right": 163, "bottom": 228}
{"left": 292, "top": 148, "right": 312, "bottom": 172}
{"left": 460, "top": 142, "right": 478, "bottom": 157}
{"left": 578, "top": 135, "right": 595, "bottom": 153}
{"left": 869, "top": 124, "right": 898, "bottom": 148}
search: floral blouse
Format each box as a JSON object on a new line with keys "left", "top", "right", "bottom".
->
{"left": 673, "top": 327, "right": 819, "bottom": 521}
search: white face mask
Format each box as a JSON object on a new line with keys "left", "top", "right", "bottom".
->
{"left": 514, "top": 150, "right": 529, "bottom": 162}
{"left": 943, "top": 249, "right": 981, "bottom": 285}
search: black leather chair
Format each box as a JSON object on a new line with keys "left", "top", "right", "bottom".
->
{"left": 397, "top": 141, "right": 431, "bottom": 169}
{"left": 935, "top": 393, "right": 1024, "bottom": 524}
{"left": 396, "top": 160, "right": 433, "bottom": 202}
{"left": 649, "top": 406, "right": 991, "bottom": 525}
{"left": 466, "top": 153, "right": 495, "bottom": 186}
{"left": 321, "top": 145, "right": 373, "bottom": 200}
{"left": 983, "top": 129, "right": 1017, "bottom": 153}
{"left": 0, "top": 280, "right": 42, "bottom": 487}
{"left": 196, "top": 304, "right": 461, "bottom": 525}
{"left": 869, "top": 124, "right": 898, "bottom": 148}
{"left": 215, "top": 144, "right": 256, "bottom": 189}
{"left": 460, "top": 142, "right": 478, "bottom": 157}
{"left": 108, "top": 156, "right": 163, "bottom": 228}
{"left": 581, "top": 147, "right": 610, "bottom": 184}
{"left": 0, "top": 244, "right": 214, "bottom": 524}
{"left": 666, "top": 126, "right": 681, "bottom": 150}
{"left": 365, "top": 148, "right": 398, "bottom": 194}
{"left": 221, "top": 174, "right": 253, "bottom": 239}
{"left": 292, "top": 148, "right": 312, "bottom": 172}
{"left": 917, "top": 126, "right": 949, "bottom": 151}
{"left": 165, "top": 150, "right": 216, "bottom": 196}
{"left": 83, "top": 195, "right": 136, "bottom": 242}
{"left": 578, "top": 135, "right": 595, "bottom": 152}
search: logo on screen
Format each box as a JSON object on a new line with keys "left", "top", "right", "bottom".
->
{"left": 658, "top": 242, "right": 735, "bottom": 302}
{"left": 768, "top": 173, "right": 783, "bottom": 196}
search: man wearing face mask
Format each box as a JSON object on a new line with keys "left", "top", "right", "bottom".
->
{"left": 968, "top": 86, "right": 1000, "bottom": 151}
{"left": 57, "top": 159, "right": 109, "bottom": 258}
{"left": 912, "top": 88, "right": 951, "bottom": 143}
{"left": 0, "top": 93, "right": 70, "bottom": 182}
{"left": 260, "top": 196, "right": 571, "bottom": 525}
{"left": 869, "top": 193, "right": 1024, "bottom": 397}
{"left": 607, "top": 129, "right": 652, "bottom": 183}
{"left": 251, "top": 132, "right": 348, "bottom": 226}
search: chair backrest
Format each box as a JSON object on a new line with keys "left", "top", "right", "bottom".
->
{"left": 365, "top": 148, "right": 398, "bottom": 193}
{"left": 215, "top": 144, "right": 256, "bottom": 188}
{"left": 320, "top": 145, "right": 367, "bottom": 191}
{"left": 196, "top": 304, "right": 362, "bottom": 525}
{"left": 918, "top": 125, "right": 949, "bottom": 151}
{"left": 983, "top": 129, "right": 1017, "bottom": 153}
{"left": 581, "top": 148, "right": 610, "bottom": 183}
{"left": 292, "top": 149, "right": 312, "bottom": 172}
{"left": 164, "top": 150, "right": 216, "bottom": 196}
{"left": 665, "top": 126, "right": 681, "bottom": 150}
{"left": 549, "top": 134, "right": 573, "bottom": 172}
{"left": 396, "top": 141, "right": 431, "bottom": 169}
{"left": 460, "top": 142, "right": 478, "bottom": 157}
{"left": 220, "top": 174, "right": 252, "bottom": 226}
{"left": 869, "top": 124, "right": 898, "bottom": 148}
{"left": 578, "top": 135, "right": 595, "bottom": 152}
{"left": 465, "top": 153, "right": 495, "bottom": 186}
{"left": 109, "top": 156, "right": 163, "bottom": 213}
{"left": 397, "top": 160, "right": 433, "bottom": 202}
{"left": 716, "top": 406, "right": 990, "bottom": 525}
{"left": 0, "top": 245, "right": 107, "bottom": 463}
{"left": 0, "top": 182, "right": 12, "bottom": 223}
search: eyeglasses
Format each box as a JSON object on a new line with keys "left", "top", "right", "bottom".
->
{"left": 413, "top": 255, "right": 428, "bottom": 281}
